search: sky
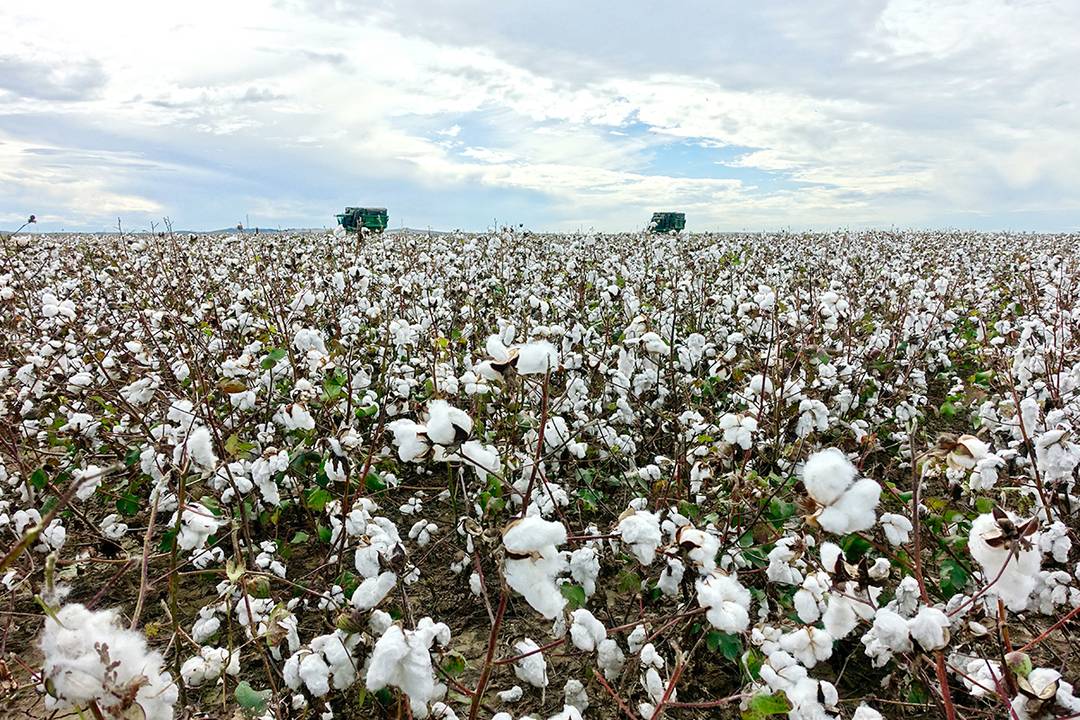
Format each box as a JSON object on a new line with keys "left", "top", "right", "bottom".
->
{"left": 1, "top": 0, "right": 1078, "bottom": 233}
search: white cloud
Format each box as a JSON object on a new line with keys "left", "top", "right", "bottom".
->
{"left": 1, "top": 0, "right": 1078, "bottom": 230}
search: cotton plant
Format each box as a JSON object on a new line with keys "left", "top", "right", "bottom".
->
{"left": 801, "top": 448, "right": 881, "bottom": 535}
{"left": 502, "top": 515, "right": 568, "bottom": 619}
{"left": 40, "top": 604, "right": 178, "bottom": 719}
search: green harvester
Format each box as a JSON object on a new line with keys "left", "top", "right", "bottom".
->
{"left": 336, "top": 207, "right": 389, "bottom": 233}
{"left": 648, "top": 212, "right": 686, "bottom": 233}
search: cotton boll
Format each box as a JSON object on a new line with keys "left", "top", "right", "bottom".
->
{"left": 513, "top": 639, "right": 548, "bottom": 689}
{"left": 516, "top": 341, "right": 559, "bottom": 375}
{"left": 908, "top": 607, "right": 950, "bottom": 651}
{"left": 351, "top": 572, "right": 397, "bottom": 610}
{"left": 172, "top": 503, "right": 224, "bottom": 552}
{"left": 497, "top": 685, "right": 523, "bottom": 702}
{"left": 503, "top": 516, "right": 568, "bottom": 619}
{"left": 40, "top": 604, "right": 178, "bottom": 719}
{"left": 817, "top": 478, "right": 881, "bottom": 535}
{"left": 569, "top": 609, "right": 606, "bottom": 652}
{"left": 779, "top": 626, "right": 833, "bottom": 668}
{"left": 366, "top": 619, "right": 450, "bottom": 719}
{"left": 597, "top": 638, "right": 625, "bottom": 680}
{"left": 968, "top": 512, "right": 1041, "bottom": 611}
{"left": 696, "top": 572, "right": 751, "bottom": 633}
{"left": 803, "top": 448, "right": 856, "bottom": 506}
{"left": 618, "top": 509, "right": 662, "bottom": 565}
{"left": 852, "top": 704, "right": 884, "bottom": 720}
{"left": 880, "top": 512, "right": 913, "bottom": 545}
{"left": 425, "top": 400, "right": 472, "bottom": 445}
{"left": 563, "top": 678, "right": 589, "bottom": 712}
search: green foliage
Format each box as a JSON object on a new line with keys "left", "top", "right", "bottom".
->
{"left": 235, "top": 681, "right": 271, "bottom": 714}
{"left": 742, "top": 692, "right": 792, "bottom": 719}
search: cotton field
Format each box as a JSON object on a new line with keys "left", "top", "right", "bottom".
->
{"left": 1, "top": 227, "right": 1079, "bottom": 720}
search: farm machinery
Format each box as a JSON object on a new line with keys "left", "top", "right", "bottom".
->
{"left": 336, "top": 207, "right": 389, "bottom": 233}
{"left": 648, "top": 212, "right": 685, "bottom": 233}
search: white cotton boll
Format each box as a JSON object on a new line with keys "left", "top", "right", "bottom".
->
{"left": 366, "top": 619, "right": 450, "bottom": 719}
{"left": 696, "top": 572, "right": 751, "bottom": 633}
{"left": 658, "top": 558, "right": 684, "bottom": 596}
{"left": 1040, "top": 521, "right": 1072, "bottom": 563}
{"left": 513, "top": 639, "right": 548, "bottom": 688}
{"left": 817, "top": 478, "right": 881, "bottom": 535}
{"left": 425, "top": 400, "right": 472, "bottom": 445}
{"left": 569, "top": 547, "right": 600, "bottom": 597}
{"left": 779, "top": 626, "right": 833, "bottom": 668}
{"left": 862, "top": 608, "right": 912, "bottom": 667}
{"left": 387, "top": 419, "right": 430, "bottom": 462}
{"left": 569, "top": 609, "right": 606, "bottom": 652}
{"left": 173, "top": 503, "right": 224, "bottom": 552}
{"left": 564, "top": 678, "right": 589, "bottom": 712}
{"left": 618, "top": 509, "right": 662, "bottom": 565}
{"left": 879, "top": 512, "right": 913, "bottom": 545}
{"left": 968, "top": 512, "right": 1041, "bottom": 611}
{"left": 869, "top": 557, "right": 892, "bottom": 580}
{"left": 74, "top": 464, "right": 104, "bottom": 501}
{"left": 503, "top": 516, "right": 568, "bottom": 619}
{"left": 40, "top": 604, "right": 177, "bottom": 719}
{"left": 550, "top": 705, "right": 584, "bottom": 720}
{"left": 908, "top": 607, "right": 950, "bottom": 651}
{"left": 819, "top": 542, "right": 843, "bottom": 573}
{"left": 351, "top": 572, "right": 397, "bottom": 610}
{"left": 802, "top": 448, "right": 856, "bottom": 506}
{"left": 852, "top": 704, "right": 884, "bottom": 720}
{"left": 497, "top": 685, "right": 523, "bottom": 702}
{"left": 192, "top": 607, "right": 221, "bottom": 643}
{"left": 516, "top": 341, "right": 559, "bottom": 375}
{"left": 597, "top": 638, "right": 625, "bottom": 680}
{"left": 298, "top": 651, "right": 331, "bottom": 697}
{"left": 184, "top": 426, "right": 218, "bottom": 474}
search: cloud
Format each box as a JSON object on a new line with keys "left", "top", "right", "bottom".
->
{"left": 0, "top": 55, "right": 107, "bottom": 101}
{"left": 0, "top": 0, "right": 1078, "bottom": 231}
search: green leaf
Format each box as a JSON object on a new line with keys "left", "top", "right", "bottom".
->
{"left": 290, "top": 531, "right": 310, "bottom": 545}
{"left": 261, "top": 347, "right": 287, "bottom": 369}
{"left": 364, "top": 472, "right": 386, "bottom": 492}
{"left": 124, "top": 446, "right": 142, "bottom": 467}
{"left": 939, "top": 558, "right": 969, "bottom": 597}
{"left": 742, "top": 692, "right": 792, "bottom": 719}
{"left": 30, "top": 467, "right": 48, "bottom": 490}
{"left": 560, "top": 583, "right": 587, "bottom": 610}
{"left": 441, "top": 650, "right": 467, "bottom": 676}
{"left": 159, "top": 528, "right": 177, "bottom": 552}
{"left": 234, "top": 681, "right": 271, "bottom": 714}
{"left": 116, "top": 493, "right": 140, "bottom": 517}
{"left": 974, "top": 497, "right": 994, "bottom": 514}
{"left": 306, "top": 487, "right": 332, "bottom": 512}
{"left": 316, "top": 523, "right": 332, "bottom": 544}
{"left": 706, "top": 631, "right": 743, "bottom": 662}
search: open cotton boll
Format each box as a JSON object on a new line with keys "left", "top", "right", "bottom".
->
{"left": 516, "top": 341, "right": 559, "bottom": 375}
{"left": 182, "top": 426, "right": 218, "bottom": 474}
{"left": 816, "top": 478, "right": 881, "bottom": 535}
{"left": 879, "top": 512, "right": 913, "bottom": 545}
{"left": 569, "top": 609, "right": 607, "bottom": 652}
{"left": 387, "top": 419, "right": 430, "bottom": 462}
{"left": 513, "top": 638, "right": 548, "bottom": 688}
{"left": 40, "top": 604, "right": 177, "bottom": 719}
{"left": 968, "top": 511, "right": 1041, "bottom": 611}
{"left": 503, "top": 516, "right": 569, "bottom": 618}
{"left": 351, "top": 572, "right": 397, "bottom": 610}
{"left": 74, "top": 464, "right": 104, "bottom": 501}
{"left": 908, "top": 606, "right": 950, "bottom": 651}
{"left": 365, "top": 619, "right": 450, "bottom": 719}
{"left": 779, "top": 626, "right": 833, "bottom": 668}
{"left": 852, "top": 704, "right": 884, "bottom": 720}
{"left": 497, "top": 685, "right": 523, "bottom": 702}
{"left": 173, "top": 502, "right": 224, "bottom": 552}
{"left": 617, "top": 509, "right": 662, "bottom": 565}
{"left": 597, "top": 638, "right": 625, "bottom": 680}
{"left": 802, "top": 448, "right": 856, "bottom": 506}
{"left": 425, "top": 400, "right": 472, "bottom": 445}
{"left": 696, "top": 572, "right": 751, "bottom": 633}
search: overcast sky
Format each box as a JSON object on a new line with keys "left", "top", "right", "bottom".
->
{"left": 2, "top": 1, "right": 1078, "bottom": 232}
